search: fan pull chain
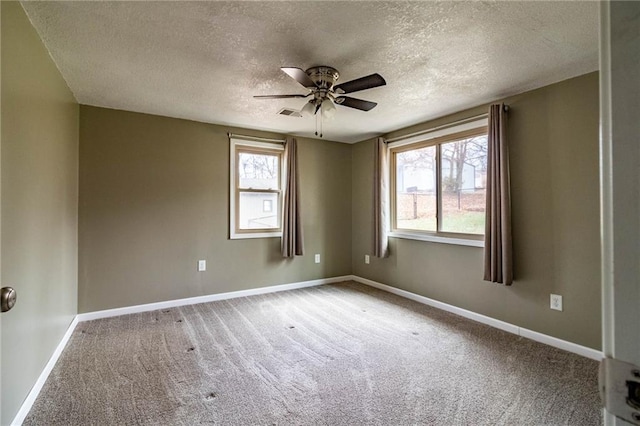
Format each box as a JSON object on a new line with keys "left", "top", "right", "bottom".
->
{"left": 319, "top": 105, "right": 323, "bottom": 138}
{"left": 314, "top": 110, "right": 318, "bottom": 136}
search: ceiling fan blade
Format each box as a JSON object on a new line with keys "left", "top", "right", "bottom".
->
{"left": 333, "top": 73, "right": 386, "bottom": 94}
{"left": 281, "top": 67, "right": 317, "bottom": 89}
{"left": 253, "top": 94, "right": 309, "bottom": 99}
{"left": 334, "top": 96, "right": 377, "bottom": 111}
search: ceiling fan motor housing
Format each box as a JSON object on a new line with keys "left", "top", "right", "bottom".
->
{"left": 306, "top": 66, "right": 339, "bottom": 90}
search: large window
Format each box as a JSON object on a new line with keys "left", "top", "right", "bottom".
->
{"left": 390, "top": 126, "right": 488, "bottom": 242}
{"left": 230, "top": 138, "right": 284, "bottom": 239}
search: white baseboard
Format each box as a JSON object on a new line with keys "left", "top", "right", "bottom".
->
{"left": 518, "top": 328, "right": 602, "bottom": 360}
{"left": 77, "top": 275, "right": 352, "bottom": 322}
{"left": 12, "top": 315, "right": 79, "bottom": 426}
{"left": 350, "top": 275, "right": 603, "bottom": 361}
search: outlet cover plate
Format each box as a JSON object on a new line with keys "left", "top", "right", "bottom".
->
{"left": 198, "top": 260, "right": 206, "bottom": 272}
{"left": 550, "top": 294, "right": 563, "bottom": 311}
{"left": 314, "top": 254, "right": 320, "bottom": 264}
{"left": 365, "top": 255, "right": 370, "bottom": 264}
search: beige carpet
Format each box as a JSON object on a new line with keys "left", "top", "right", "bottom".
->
{"left": 24, "top": 281, "right": 602, "bottom": 425}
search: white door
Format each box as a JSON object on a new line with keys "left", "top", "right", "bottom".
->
{"left": 599, "top": 1, "right": 640, "bottom": 424}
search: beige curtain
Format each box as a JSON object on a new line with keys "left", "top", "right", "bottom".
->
{"left": 282, "top": 137, "right": 304, "bottom": 258}
{"left": 484, "top": 104, "right": 513, "bottom": 284}
{"left": 373, "top": 137, "right": 390, "bottom": 258}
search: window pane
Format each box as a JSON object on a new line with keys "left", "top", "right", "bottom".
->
{"left": 238, "top": 152, "right": 279, "bottom": 190}
{"left": 238, "top": 192, "right": 279, "bottom": 229}
{"left": 440, "top": 135, "right": 487, "bottom": 234}
{"left": 395, "top": 146, "right": 437, "bottom": 231}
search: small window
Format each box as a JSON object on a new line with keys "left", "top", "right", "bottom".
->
{"left": 230, "top": 138, "right": 284, "bottom": 239}
{"left": 390, "top": 126, "right": 488, "bottom": 241}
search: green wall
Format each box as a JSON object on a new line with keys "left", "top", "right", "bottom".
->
{"left": 78, "top": 106, "right": 352, "bottom": 312}
{"left": 352, "top": 72, "right": 601, "bottom": 350}
{"left": 1, "top": 2, "right": 79, "bottom": 424}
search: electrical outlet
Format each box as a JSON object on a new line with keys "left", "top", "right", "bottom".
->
{"left": 365, "top": 255, "right": 370, "bottom": 264}
{"left": 550, "top": 294, "right": 563, "bottom": 311}
{"left": 198, "top": 260, "right": 206, "bottom": 272}
{"left": 314, "top": 254, "right": 320, "bottom": 264}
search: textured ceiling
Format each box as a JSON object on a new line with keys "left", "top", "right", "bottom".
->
{"left": 21, "top": 1, "right": 598, "bottom": 143}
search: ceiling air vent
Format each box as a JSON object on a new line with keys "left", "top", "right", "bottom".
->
{"left": 277, "top": 108, "right": 302, "bottom": 117}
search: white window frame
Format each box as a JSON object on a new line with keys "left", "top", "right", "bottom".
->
{"left": 229, "top": 137, "right": 285, "bottom": 240}
{"left": 388, "top": 118, "right": 488, "bottom": 248}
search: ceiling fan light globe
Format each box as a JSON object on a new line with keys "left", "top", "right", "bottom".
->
{"left": 322, "top": 99, "right": 337, "bottom": 119}
{"left": 301, "top": 101, "right": 316, "bottom": 116}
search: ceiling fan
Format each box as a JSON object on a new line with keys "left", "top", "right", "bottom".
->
{"left": 254, "top": 66, "right": 386, "bottom": 120}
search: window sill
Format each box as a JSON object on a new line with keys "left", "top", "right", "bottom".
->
{"left": 230, "top": 232, "right": 282, "bottom": 240}
{"left": 388, "top": 231, "right": 484, "bottom": 248}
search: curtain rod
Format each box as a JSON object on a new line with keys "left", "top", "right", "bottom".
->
{"left": 228, "top": 133, "right": 286, "bottom": 144}
{"left": 385, "top": 105, "right": 509, "bottom": 144}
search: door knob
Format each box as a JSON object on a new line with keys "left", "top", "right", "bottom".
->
{"left": 1, "top": 287, "right": 17, "bottom": 312}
